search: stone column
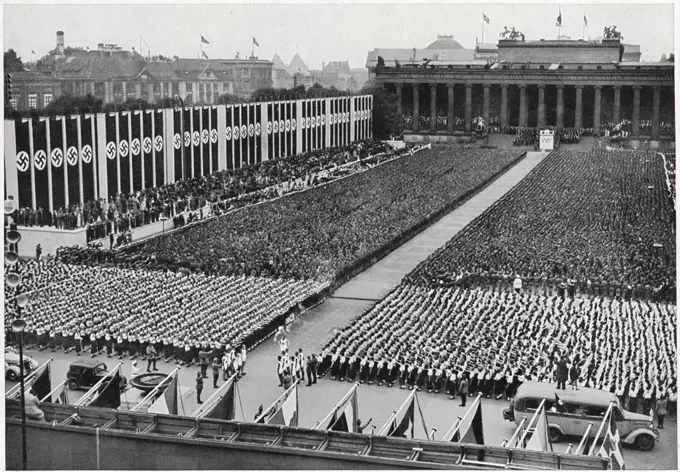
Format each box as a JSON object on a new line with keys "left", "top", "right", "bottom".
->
{"left": 413, "top": 84, "right": 420, "bottom": 132}
{"left": 90, "top": 81, "right": 96, "bottom": 96}
{"left": 430, "top": 84, "right": 437, "bottom": 132}
{"left": 500, "top": 85, "right": 508, "bottom": 128}
{"left": 464, "top": 84, "right": 472, "bottom": 132}
{"left": 519, "top": 85, "right": 527, "bottom": 127}
{"left": 652, "top": 86, "right": 661, "bottom": 137}
{"left": 613, "top": 86, "right": 621, "bottom": 124}
{"left": 482, "top": 85, "right": 490, "bottom": 124}
{"left": 122, "top": 82, "right": 127, "bottom": 101}
{"left": 574, "top": 85, "right": 583, "bottom": 130}
{"left": 632, "top": 86, "right": 641, "bottom": 136}
{"left": 593, "top": 85, "right": 602, "bottom": 135}
{"left": 556, "top": 85, "right": 565, "bottom": 129}
{"left": 104, "top": 81, "right": 111, "bottom": 104}
{"left": 537, "top": 85, "right": 546, "bottom": 128}
{"left": 135, "top": 83, "right": 142, "bottom": 99}
{"left": 396, "top": 84, "right": 403, "bottom": 116}
{"left": 179, "top": 82, "right": 187, "bottom": 100}
{"left": 447, "top": 85, "right": 454, "bottom": 133}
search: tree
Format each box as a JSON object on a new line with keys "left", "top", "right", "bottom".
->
{"left": 4, "top": 49, "right": 24, "bottom": 71}
{"left": 360, "top": 84, "right": 403, "bottom": 140}
{"left": 217, "top": 93, "right": 243, "bottom": 105}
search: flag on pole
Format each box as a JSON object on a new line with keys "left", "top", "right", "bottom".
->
{"left": 89, "top": 373, "right": 122, "bottom": 409}
{"left": 253, "top": 37, "right": 260, "bottom": 47}
{"left": 387, "top": 396, "right": 415, "bottom": 438}
{"left": 597, "top": 413, "right": 625, "bottom": 469}
{"left": 483, "top": 13, "right": 490, "bottom": 24}
{"left": 584, "top": 14, "right": 588, "bottom": 26}
{"left": 31, "top": 49, "right": 36, "bottom": 54}
{"left": 263, "top": 383, "right": 299, "bottom": 427}
{"left": 201, "top": 35, "right": 210, "bottom": 44}
{"left": 525, "top": 404, "right": 552, "bottom": 452}
{"left": 556, "top": 10, "right": 562, "bottom": 27}
{"left": 329, "top": 388, "right": 358, "bottom": 432}
{"left": 202, "top": 51, "right": 209, "bottom": 59}
{"left": 147, "top": 374, "right": 180, "bottom": 415}
{"left": 445, "top": 395, "right": 485, "bottom": 445}
{"left": 203, "top": 378, "right": 236, "bottom": 421}
{"left": 31, "top": 362, "right": 52, "bottom": 401}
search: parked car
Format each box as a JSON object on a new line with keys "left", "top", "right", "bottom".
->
{"left": 4, "top": 347, "right": 38, "bottom": 381}
{"left": 503, "top": 382, "right": 659, "bottom": 451}
{"left": 66, "top": 359, "right": 126, "bottom": 392}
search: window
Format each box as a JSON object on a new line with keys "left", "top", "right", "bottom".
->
{"left": 583, "top": 405, "right": 608, "bottom": 418}
{"left": 9, "top": 97, "right": 17, "bottom": 109}
{"left": 43, "top": 93, "right": 53, "bottom": 107}
{"left": 28, "top": 94, "right": 37, "bottom": 109}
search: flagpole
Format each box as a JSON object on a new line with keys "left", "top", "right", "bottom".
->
{"left": 39, "top": 379, "right": 67, "bottom": 403}
{"left": 313, "top": 383, "right": 359, "bottom": 430}
{"left": 481, "top": 14, "right": 484, "bottom": 44}
{"left": 588, "top": 402, "right": 615, "bottom": 455}
{"left": 518, "top": 398, "right": 546, "bottom": 446}
{"left": 443, "top": 417, "right": 463, "bottom": 442}
{"left": 254, "top": 380, "right": 298, "bottom": 424}
{"left": 376, "top": 389, "right": 416, "bottom": 436}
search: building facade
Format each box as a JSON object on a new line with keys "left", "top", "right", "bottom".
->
{"left": 8, "top": 32, "right": 273, "bottom": 112}
{"left": 368, "top": 36, "right": 674, "bottom": 139}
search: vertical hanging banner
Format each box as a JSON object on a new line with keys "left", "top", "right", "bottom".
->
{"left": 192, "top": 108, "right": 201, "bottom": 178}
{"left": 130, "top": 111, "right": 143, "bottom": 192}
{"left": 254, "top": 103, "right": 262, "bottom": 164}
{"left": 118, "top": 112, "right": 131, "bottom": 196}
{"left": 233, "top": 104, "right": 242, "bottom": 169}
{"left": 201, "top": 107, "right": 210, "bottom": 176}
{"left": 300, "top": 100, "right": 306, "bottom": 154}
{"left": 210, "top": 107, "right": 218, "bottom": 173}
{"left": 49, "top": 117, "right": 66, "bottom": 211}
{"left": 311, "top": 100, "right": 317, "bottom": 151}
{"left": 286, "top": 101, "right": 292, "bottom": 157}
{"left": 15, "top": 119, "right": 33, "bottom": 209}
{"left": 291, "top": 101, "right": 297, "bottom": 156}
{"left": 243, "top": 104, "right": 252, "bottom": 166}
{"left": 172, "top": 108, "right": 183, "bottom": 182}
{"left": 65, "top": 116, "right": 81, "bottom": 205}
{"left": 317, "top": 100, "right": 322, "bottom": 150}
{"left": 80, "top": 115, "right": 96, "bottom": 202}
{"left": 153, "top": 110, "right": 165, "bottom": 187}
{"left": 226, "top": 105, "right": 234, "bottom": 170}
{"left": 321, "top": 100, "right": 327, "bottom": 149}
{"left": 142, "top": 111, "right": 153, "bottom": 189}
{"left": 183, "top": 107, "right": 192, "bottom": 180}
{"left": 267, "top": 102, "right": 274, "bottom": 162}
{"left": 272, "top": 102, "right": 279, "bottom": 160}
{"left": 33, "top": 119, "right": 50, "bottom": 210}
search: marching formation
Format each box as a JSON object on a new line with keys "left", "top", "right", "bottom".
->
{"left": 321, "top": 285, "right": 677, "bottom": 411}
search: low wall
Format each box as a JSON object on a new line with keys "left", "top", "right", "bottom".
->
{"left": 404, "top": 132, "right": 475, "bottom": 144}
{"left": 10, "top": 225, "right": 88, "bottom": 258}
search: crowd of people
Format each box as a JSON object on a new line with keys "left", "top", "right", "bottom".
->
{"left": 123, "top": 148, "right": 524, "bottom": 281}
{"left": 4, "top": 259, "right": 325, "bottom": 360}
{"left": 406, "top": 150, "right": 676, "bottom": 299}
{"left": 320, "top": 284, "right": 677, "bottom": 414}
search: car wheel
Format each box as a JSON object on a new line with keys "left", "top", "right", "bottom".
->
{"left": 634, "top": 434, "right": 656, "bottom": 451}
{"left": 68, "top": 379, "right": 79, "bottom": 391}
{"left": 7, "top": 371, "right": 18, "bottom": 382}
{"left": 548, "top": 427, "right": 563, "bottom": 443}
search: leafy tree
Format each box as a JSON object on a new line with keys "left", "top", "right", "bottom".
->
{"left": 4, "top": 49, "right": 24, "bottom": 71}
{"left": 360, "top": 84, "right": 403, "bottom": 140}
{"left": 217, "top": 93, "right": 243, "bottom": 105}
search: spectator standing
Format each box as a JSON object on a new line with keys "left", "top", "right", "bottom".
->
{"left": 199, "top": 349, "right": 210, "bottom": 378}
{"left": 146, "top": 344, "right": 158, "bottom": 372}
{"left": 212, "top": 357, "right": 221, "bottom": 388}
{"left": 310, "top": 354, "right": 318, "bottom": 384}
{"left": 656, "top": 395, "right": 668, "bottom": 429}
{"left": 569, "top": 363, "right": 580, "bottom": 390}
{"left": 196, "top": 371, "right": 204, "bottom": 404}
{"left": 459, "top": 376, "right": 469, "bottom": 407}
{"left": 305, "top": 356, "right": 313, "bottom": 386}
{"left": 35, "top": 244, "right": 42, "bottom": 262}
{"left": 555, "top": 355, "right": 569, "bottom": 390}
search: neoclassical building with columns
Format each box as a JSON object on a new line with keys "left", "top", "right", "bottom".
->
{"left": 368, "top": 36, "right": 674, "bottom": 142}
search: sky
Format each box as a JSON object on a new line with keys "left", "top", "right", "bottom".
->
{"left": 3, "top": 2, "right": 675, "bottom": 70}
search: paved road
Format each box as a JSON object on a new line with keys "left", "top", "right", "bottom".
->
{"left": 6, "top": 152, "right": 676, "bottom": 469}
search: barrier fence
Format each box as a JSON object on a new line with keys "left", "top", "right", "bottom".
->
{"left": 4, "top": 95, "right": 373, "bottom": 212}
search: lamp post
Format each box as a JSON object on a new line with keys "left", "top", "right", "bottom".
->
{"left": 6, "top": 226, "right": 28, "bottom": 470}
{"left": 173, "top": 94, "right": 186, "bottom": 181}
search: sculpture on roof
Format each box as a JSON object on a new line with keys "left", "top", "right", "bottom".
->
{"left": 603, "top": 25, "right": 623, "bottom": 40}
{"left": 500, "top": 26, "right": 525, "bottom": 41}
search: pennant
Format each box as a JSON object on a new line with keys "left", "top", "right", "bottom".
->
{"left": 203, "top": 378, "right": 235, "bottom": 421}
{"left": 265, "top": 384, "right": 299, "bottom": 427}
{"left": 31, "top": 363, "right": 52, "bottom": 402}
{"left": 330, "top": 389, "right": 358, "bottom": 432}
{"left": 525, "top": 404, "right": 552, "bottom": 452}
{"left": 556, "top": 11, "right": 562, "bottom": 27}
{"left": 253, "top": 37, "right": 260, "bottom": 47}
{"left": 202, "top": 51, "right": 209, "bottom": 59}
{"left": 483, "top": 13, "right": 490, "bottom": 24}
{"left": 201, "top": 35, "right": 210, "bottom": 44}
{"left": 387, "top": 397, "right": 415, "bottom": 438}
{"left": 31, "top": 49, "right": 36, "bottom": 54}
{"left": 449, "top": 396, "right": 485, "bottom": 445}
{"left": 584, "top": 14, "right": 588, "bottom": 27}
{"left": 148, "top": 374, "right": 179, "bottom": 415}
{"left": 89, "top": 373, "right": 122, "bottom": 409}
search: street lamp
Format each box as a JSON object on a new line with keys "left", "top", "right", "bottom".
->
{"left": 6, "top": 227, "right": 28, "bottom": 470}
{"left": 173, "top": 94, "right": 186, "bottom": 181}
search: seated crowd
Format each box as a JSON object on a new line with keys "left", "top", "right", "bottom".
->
{"left": 120, "top": 148, "right": 524, "bottom": 281}
{"left": 4, "top": 259, "right": 324, "bottom": 362}
{"left": 319, "top": 285, "right": 676, "bottom": 415}
{"left": 14, "top": 140, "right": 391, "bottom": 238}
{"left": 406, "top": 150, "right": 676, "bottom": 299}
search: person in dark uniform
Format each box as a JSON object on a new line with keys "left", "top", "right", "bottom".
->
{"left": 459, "top": 375, "right": 469, "bottom": 407}
{"left": 196, "top": 371, "right": 204, "bottom": 404}
{"left": 310, "top": 354, "right": 318, "bottom": 384}
{"left": 305, "top": 356, "right": 314, "bottom": 386}
{"left": 212, "top": 357, "right": 221, "bottom": 388}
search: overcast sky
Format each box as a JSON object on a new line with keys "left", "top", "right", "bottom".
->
{"left": 3, "top": 2, "right": 675, "bottom": 70}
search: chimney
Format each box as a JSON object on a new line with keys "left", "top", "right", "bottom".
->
{"left": 56, "top": 30, "right": 65, "bottom": 56}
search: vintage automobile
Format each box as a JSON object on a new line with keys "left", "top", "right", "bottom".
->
{"left": 4, "top": 347, "right": 38, "bottom": 381}
{"left": 503, "top": 382, "right": 659, "bottom": 451}
{"left": 66, "top": 359, "right": 126, "bottom": 391}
